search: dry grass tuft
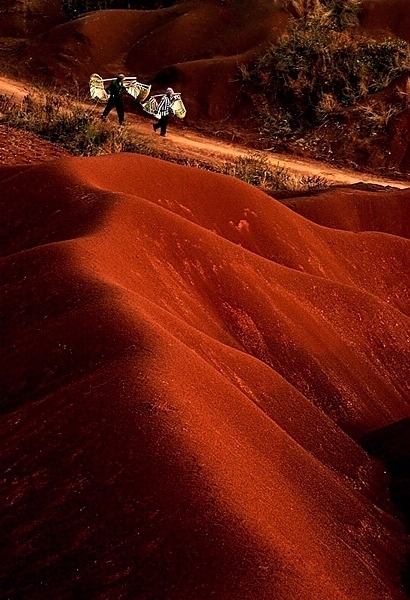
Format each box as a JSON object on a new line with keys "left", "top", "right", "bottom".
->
{"left": 238, "top": 0, "right": 410, "bottom": 171}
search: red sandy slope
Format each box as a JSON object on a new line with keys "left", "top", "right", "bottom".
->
{"left": 0, "top": 124, "right": 70, "bottom": 165}
{"left": 360, "top": 0, "right": 410, "bottom": 43}
{"left": 1, "top": 153, "right": 410, "bottom": 599}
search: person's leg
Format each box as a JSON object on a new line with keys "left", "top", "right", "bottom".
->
{"left": 160, "top": 115, "right": 169, "bottom": 136}
{"left": 116, "top": 99, "right": 125, "bottom": 125}
{"left": 102, "top": 97, "right": 115, "bottom": 118}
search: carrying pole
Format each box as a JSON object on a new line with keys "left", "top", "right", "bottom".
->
{"left": 101, "top": 76, "right": 138, "bottom": 82}
{"left": 152, "top": 93, "right": 181, "bottom": 97}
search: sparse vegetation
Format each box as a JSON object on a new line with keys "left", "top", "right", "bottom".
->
{"left": 250, "top": 18, "right": 409, "bottom": 126}
{"left": 223, "top": 153, "right": 282, "bottom": 188}
{"left": 223, "top": 153, "right": 310, "bottom": 191}
{"left": 0, "top": 92, "right": 154, "bottom": 156}
{"left": 399, "top": 75, "right": 410, "bottom": 107}
{"left": 240, "top": 0, "right": 410, "bottom": 172}
{"left": 0, "top": 92, "right": 331, "bottom": 193}
{"left": 231, "top": 154, "right": 329, "bottom": 191}
{"left": 354, "top": 100, "right": 401, "bottom": 132}
{"left": 176, "top": 153, "right": 330, "bottom": 192}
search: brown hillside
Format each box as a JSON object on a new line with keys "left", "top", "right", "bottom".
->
{"left": 360, "top": 0, "right": 410, "bottom": 43}
{"left": 0, "top": 0, "right": 407, "bottom": 177}
{"left": 14, "top": 1, "right": 291, "bottom": 121}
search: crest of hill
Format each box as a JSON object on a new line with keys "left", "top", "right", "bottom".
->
{"left": 2, "top": 153, "right": 410, "bottom": 426}
{"left": 1, "top": 152, "right": 410, "bottom": 599}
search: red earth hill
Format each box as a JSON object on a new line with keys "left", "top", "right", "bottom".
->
{"left": 1, "top": 152, "right": 409, "bottom": 599}
{"left": 14, "top": 0, "right": 291, "bottom": 122}
{"left": 8, "top": 0, "right": 408, "bottom": 118}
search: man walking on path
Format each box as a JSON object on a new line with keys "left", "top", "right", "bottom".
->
{"left": 153, "top": 87, "right": 175, "bottom": 137}
{"left": 101, "top": 74, "right": 126, "bottom": 125}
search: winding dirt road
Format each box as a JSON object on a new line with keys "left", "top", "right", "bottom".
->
{"left": 0, "top": 74, "right": 408, "bottom": 188}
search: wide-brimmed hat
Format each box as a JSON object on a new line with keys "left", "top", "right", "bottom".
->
{"left": 166, "top": 87, "right": 174, "bottom": 94}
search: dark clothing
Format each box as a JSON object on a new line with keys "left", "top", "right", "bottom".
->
{"left": 153, "top": 114, "right": 169, "bottom": 136}
{"left": 101, "top": 78, "right": 126, "bottom": 124}
{"left": 102, "top": 96, "right": 125, "bottom": 124}
{"left": 106, "top": 79, "right": 125, "bottom": 98}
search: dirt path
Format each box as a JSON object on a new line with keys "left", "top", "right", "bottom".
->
{"left": 1, "top": 74, "right": 408, "bottom": 189}
{"left": 145, "top": 125, "right": 409, "bottom": 187}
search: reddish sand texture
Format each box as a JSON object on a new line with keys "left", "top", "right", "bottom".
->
{"left": 0, "top": 124, "right": 70, "bottom": 165}
{"left": 1, "top": 152, "right": 410, "bottom": 599}
{"left": 0, "top": 0, "right": 65, "bottom": 37}
{"left": 360, "top": 0, "right": 410, "bottom": 43}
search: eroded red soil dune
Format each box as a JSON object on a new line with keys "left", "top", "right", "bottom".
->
{"left": 1, "top": 153, "right": 409, "bottom": 599}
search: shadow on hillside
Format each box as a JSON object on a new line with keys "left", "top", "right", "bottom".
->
{"left": 361, "top": 418, "right": 410, "bottom": 595}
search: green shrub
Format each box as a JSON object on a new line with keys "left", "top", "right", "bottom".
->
{"left": 222, "top": 153, "right": 330, "bottom": 192}
{"left": 243, "top": 0, "right": 410, "bottom": 136}
{"left": 253, "top": 28, "right": 409, "bottom": 125}
{"left": 320, "top": 0, "right": 362, "bottom": 31}
{"left": 288, "top": 0, "right": 361, "bottom": 31}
